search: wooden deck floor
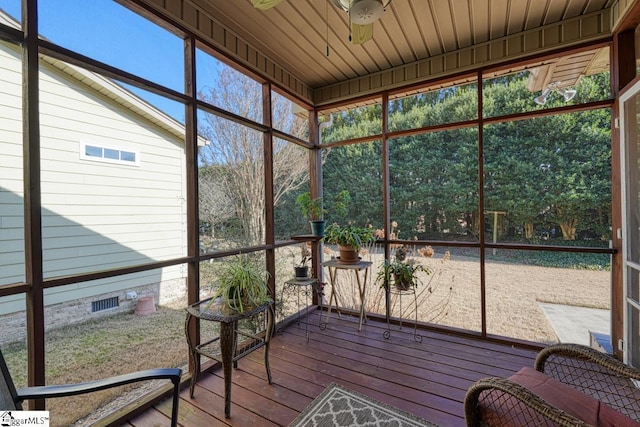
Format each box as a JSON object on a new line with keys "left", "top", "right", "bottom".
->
{"left": 126, "top": 309, "right": 539, "bottom": 426}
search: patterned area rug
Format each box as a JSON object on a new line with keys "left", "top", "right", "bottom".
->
{"left": 289, "top": 383, "right": 439, "bottom": 427}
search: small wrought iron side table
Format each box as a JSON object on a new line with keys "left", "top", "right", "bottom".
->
{"left": 322, "top": 259, "right": 372, "bottom": 331}
{"left": 281, "top": 277, "right": 323, "bottom": 342}
{"left": 185, "top": 298, "right": 274, "bottom": 418}
{"left": 384, "top": 286, "right": 422, "bottom": 343}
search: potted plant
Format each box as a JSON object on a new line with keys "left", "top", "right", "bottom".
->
{"left": 376, "top": 246, "right": 431, "bottom": 291}
{"left": 296, "top": 192, "right": 326, "bottom": 236}
{"left": 295, "top": 190, "right": 351, "bottom": 237}
{"left": 323, "top": 222, "right": 375, "bottom": 264}
{"left": 294, "top": 243, "right": 311, "bottom": 278}
{"left": 210, "top": 255, "right": 272, "bottom": 313}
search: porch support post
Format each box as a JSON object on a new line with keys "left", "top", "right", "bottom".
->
{"left": 611, "top": 29, "right": 635, "bottom": 360}
{"left": 23, "top": 0, "right": 45, "bottom": 410}
{"left": 262, "top": 82, "right": 276, "bottom": 299}
{"left": 381, "top": 93, "right": 391, "bottom": 320}
{"left": 184, "top": 35, "right": 201, "bottom": 368}
{"left": 310, "top": 110, "right": 324, "bottom": 296}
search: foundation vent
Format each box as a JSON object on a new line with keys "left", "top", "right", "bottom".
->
{"left": 91, "top": 296, "right": 119, "bottom": 313}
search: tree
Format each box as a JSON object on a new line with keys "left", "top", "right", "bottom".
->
{"left": 483, "top": 73, "right": 611, "bottom": 240}
{"left": 320, "top": 72, "right": 611, "bottom": 243}
{"left": 387, "top": 86, "right": 479, "bottom": 239}
{"left": 321, "top": 85, "right": 480, "bottom": 239}
{"left": 197, "top": 66, "right": 309, "bottom": 244}
{"left": 198, "top": 165, "right": 234, "bottom": 239}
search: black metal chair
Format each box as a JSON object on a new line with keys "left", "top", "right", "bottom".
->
{"left": 0, "top": 347, "right": 182, "bottom": 426}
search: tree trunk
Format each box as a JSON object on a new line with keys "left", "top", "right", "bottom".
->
{"left": 559, "top": 220, "right": 577, "bottom": 240}
{"left": 470, "top": 211, "right": 480, "bottom": 237}
{"left": 555, "top": 206, "right": 578, "bottom": 240}
{"left": 524, "top": 222, "right": 534, "bottom": 239}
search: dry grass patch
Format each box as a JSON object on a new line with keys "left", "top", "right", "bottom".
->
{"left": 5, "top": 302, "right": 189, "bottom": 427}
{"left": 323, "top": 246, "right": 609, "bottom": 344}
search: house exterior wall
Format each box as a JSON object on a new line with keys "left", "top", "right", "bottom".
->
{"left": 0, "top": 40, "right": 188, "bottom": 330}
{"left": 0, "top": 42, "right": 25, "bottom": 286}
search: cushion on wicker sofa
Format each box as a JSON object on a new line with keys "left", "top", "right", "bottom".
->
{"left": 508, "top": 367, "right": 639, "bottom": 427}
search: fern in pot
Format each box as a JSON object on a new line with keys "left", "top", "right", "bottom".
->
{"left": 376, "top": 246, "right": 431, "bottom": 291}
{"left": 212, "top": 256, "right": 272, "bottom": 313}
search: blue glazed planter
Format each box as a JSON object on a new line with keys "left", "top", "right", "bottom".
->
{"left": 310, "top": 220, "right": 325, "bottom": 236}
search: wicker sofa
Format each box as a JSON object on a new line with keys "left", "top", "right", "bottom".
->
{"left": 464, "top": 343, "right": 640, "bottom": 426}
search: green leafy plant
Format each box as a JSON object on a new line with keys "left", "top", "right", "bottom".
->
{"left": 323, "top": 222, "right": 375, "bottom": 252}
{"left": 377, "top": 259, "right": 430, "bottom": 290}
{"left": 295, "top": 192, "right": 325, "bottom": 220}
{"left": 295, "top": 189, "right": 351, "bottom": 221}
{"left": 211, "top": 256, "right": 272, "bottom": 313}
{"left": 376, "top": 246, "right": 431, "bottom": 290}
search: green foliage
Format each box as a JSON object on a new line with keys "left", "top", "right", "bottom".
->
{"left": 332, "top": 189, "right": 352, "bottom": 219}
{"left": 452, "top": 240, "right": 611, "bottom": 270}
{"left": 388, "top": 128, "right": 479, "bottom": 239}
{"left": 487, "top": 248, "right": 610, "bottom": 270}
{"left": 322, "top": 142, "right": 384, "bottom": 227}
{"left": 211, "top": 256, "right": 272, "bottom": 313}
{"left": 319, "top": 71, "right": 611, "bottom": 243}
{"left": 323, "top": 223, "right": 375, "bottom": 252}
{"left": 525, "top": 251, "right": 610, "bottom": 270}
{"left": 484, "top": 106, "right": 611, "bottom": 240}
{"left": 275, "top": 188, "right": 309, "bottom": 239}
{"left": 295, "top": 192, "right": 325, "bottom": 220}
{"left": 326, "top": 104, "right": 383, "bottom": 140}
{"left": 295, "top": 190, "right": 352, "bottom": 221}
{"left": 376, "top": 259, "right": 431, "bottom": 290}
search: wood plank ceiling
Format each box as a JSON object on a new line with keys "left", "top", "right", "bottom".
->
{"left": 162, "top": 0, "right": 619, "bottom": 106}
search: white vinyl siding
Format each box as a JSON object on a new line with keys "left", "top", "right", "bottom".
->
{"left": 0, "top": 41, "right": 25, "bottom": 285}
{"left": 38, "top": 62, "right": 186, "bottom": 275}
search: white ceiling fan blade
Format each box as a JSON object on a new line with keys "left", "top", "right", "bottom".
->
{"left": 351, "top": 22, "right": 373, "bottom": 44}
{"left": 252, "top": 0, "right": 285, "bottom": 11}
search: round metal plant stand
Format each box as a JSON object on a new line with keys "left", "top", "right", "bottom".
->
{"left": 384, "top": 286, "right": 422, "bottom": 343}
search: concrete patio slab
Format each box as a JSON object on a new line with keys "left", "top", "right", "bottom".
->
{"left": 539, "top": 302, "right": 610, "bottom": 346}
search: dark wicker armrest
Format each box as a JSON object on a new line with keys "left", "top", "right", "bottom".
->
{"left": 534, "top": 343, "right": 640, "bottom": 421}
{"left": 535, "top": 343, "right": 640, "bottom": 379}
{"left": 464, "top": 376, "right": 590, "bottom": 427}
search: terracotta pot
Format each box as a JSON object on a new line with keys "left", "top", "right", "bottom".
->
{"left": 337, "top": 245, "right": 360, "bottom": 264}
{"left": 135, "top": 296, "right": 156, "bottom": 316}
